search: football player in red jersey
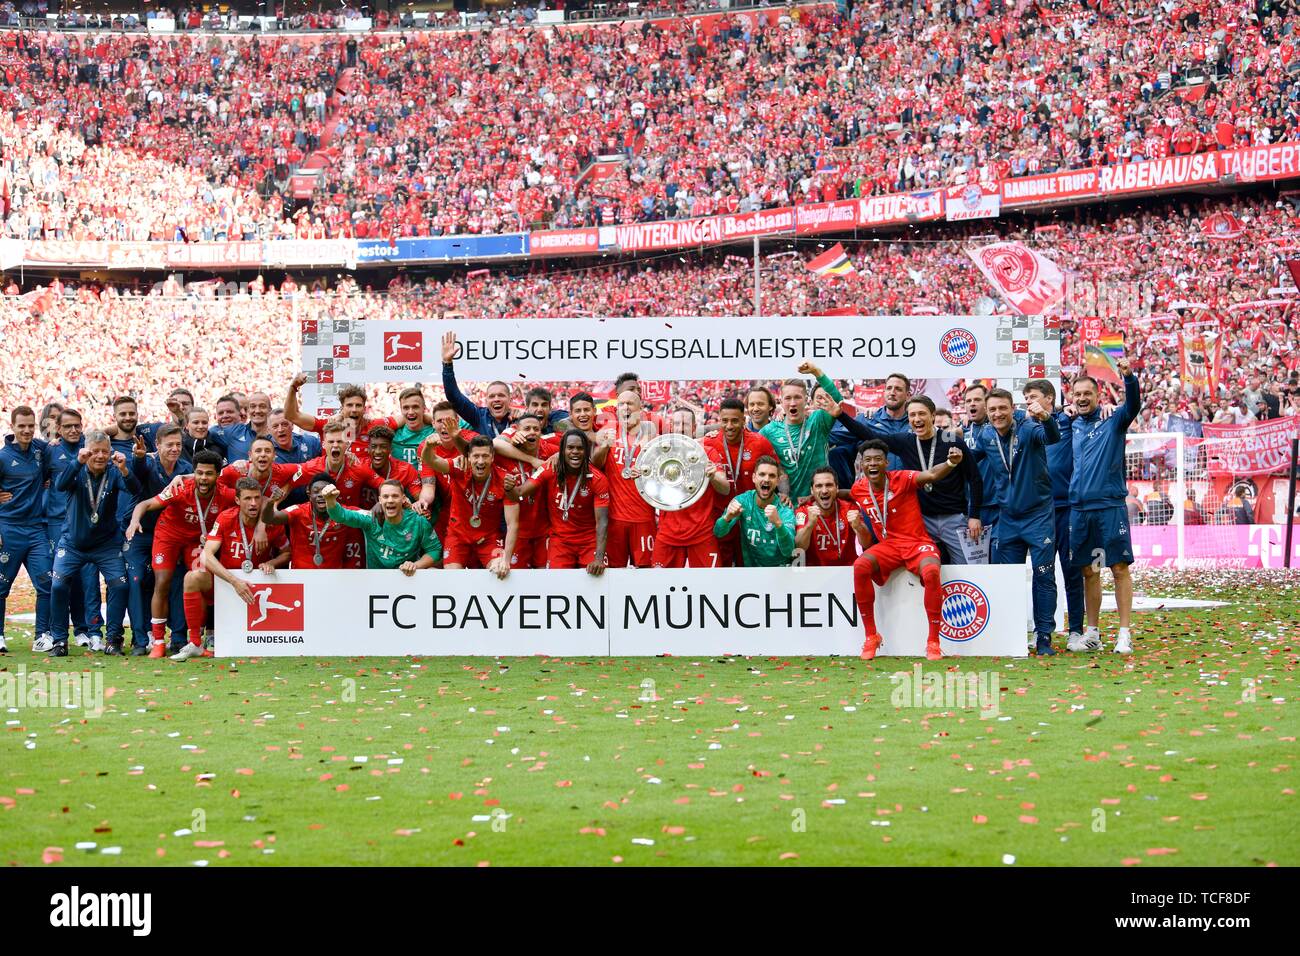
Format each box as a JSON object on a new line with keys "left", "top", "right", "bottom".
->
{"left": 125, "top": 449, "right": 233, "bottom": 658}
{"left": 489, "top": 414, "right": 555, "bottom": 569}
{"left": 561, "top": 391, "right": 601, "bottom": 443}
{"left": 422, "top": 436, "right": 518, "bottom": 576}
{"left": 259, "top": 478, "right": 349, "bottom": 570}
{"left": 795, "top": 467, "right": 869, "bottom": 566}
{"left": 416, "top": 401, "right": 474, "bottom": 551}
{"left": 701, "top": 397, "right": 777, "bottom": 566}
{"left": 217, "top": 437, "right": 299, "bottom": 498}
{"left": 359, "top": 425, "right": 423, "bottom": 509}
{"left": 176, "top": 477, "right": 289, "bottom": 661}
{"left": 290, "top": 420, "right": 383, "bottom": 568}
{"left": 650, "top": 407, "right": 732, "bottom": 568}
{"left": 851, "top": 439, "right": 962, "bottom": 662}
{"left": 509, "top": 429, "right": 608, "bottom": 574}
{"left": 592, "top": 388, "right": 657, "bottom": 568}
{"left": 285, "top": 375, "right": 380, "bottom": 459}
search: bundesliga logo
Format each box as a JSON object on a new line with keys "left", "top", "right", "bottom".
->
{"left": 939, "top": 328, "right": 978, "bottom": 366}
{"left": 939, "top": 580, "right": 990, "bottom": 642}
{"left": 246, "top": 584, "right": 305, "bottom": 631}
{"left": 383, "top": 331, "right": 423, "bottom": 367}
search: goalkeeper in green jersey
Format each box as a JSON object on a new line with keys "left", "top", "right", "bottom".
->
{"left": 760, "top": 360, "right": 844, "bottom": 501}
{"left": 712, "top": 455, "right": 796, "bottom": 567}
{"left": 323, "top": 478, "right": 442, "bottom": 574}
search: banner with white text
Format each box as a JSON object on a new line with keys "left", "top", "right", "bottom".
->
{"left": 214, "top": 566, "right": 1029, "bottom": 658}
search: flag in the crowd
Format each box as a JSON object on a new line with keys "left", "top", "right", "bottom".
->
{"left": 966, "top": 241, "right": 1066, "bottom": 315}
{"left": 1286, "top": 260, "right": 1300, "bottom": 289}
{"left": 1201, "top": 210, "right": 1244, "bottom": 240}
{"left": 1180, "top": 327, "right": 1222, "bottom": 395}
{"left": 1080, "top": 317, "right": 1125, "bottom": 385}
{"left": 813, "top": 306, "right": 859, "bottom": 316}
{"left": 807, "top": 243, "right": 856, "bottom": 278}
{"left": 638, "top": 381, "right": 672, "bottom": 404}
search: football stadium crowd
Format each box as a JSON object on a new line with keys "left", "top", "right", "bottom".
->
{"left": 3, "top": 0, "right": 1299, "bottom": 239}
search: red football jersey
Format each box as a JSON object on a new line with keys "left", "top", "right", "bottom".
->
{"left": 445, "top": 460, "right": 510, "bottom": 543}
{"left": 533, "top": 466, "right": 610, "bottom": 541}
{"left": 290, "top": 455, "right": 384, "bottom": 506}
{"left": 217, "top": 461, "right": 299, "bottom": 499}
{"left": 280, "top": 503, "right": 349, "bottom": 569}
{"left": 207, "top": 507, "right": 288, "bottom": 570}
{"left": 153, "top": 478, "right": 235, "bottom": 542}
{"left": 702, "top": 430, "right": 778, "bottom": 512}
{"left": 850, "top": 471, "right": 928, "bottom": 544}
{"left": 312, "top": 414, "right": 386, "bottom": 460}
{"left": 494, "top": 435, "right": 560, "bottom": 540}
{"left": 600, "top": 426, "right": 656, "bottom": 522}
{"left": 656, "top": 442, "right": 725, "bottom": 546}
{"left": 795, "top": 498, "right": 858, "bottom": 566}
{"left": 360, "top": 456, "right": 423, "bottom": 509}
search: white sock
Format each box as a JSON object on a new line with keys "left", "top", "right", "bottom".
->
{"left": 1084, "top": 625, "right": 1099, "bottom": 637}
{"left": 1117, "top": 627, "right": 1131, "bottom": 641}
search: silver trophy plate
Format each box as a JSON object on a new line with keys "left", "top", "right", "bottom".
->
{"left": 635, "top": 433, "right": 709, "bottom": 512}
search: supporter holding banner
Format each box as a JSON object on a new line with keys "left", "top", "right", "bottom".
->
{"left": 945, "top": 183, "right": 1001, "bottom": 222}
{"left": 1202, "top": 417, "right": 1300, "bottom": 476}
{"left": 1181, "top": 327, "right": 1222, "bottom": 395}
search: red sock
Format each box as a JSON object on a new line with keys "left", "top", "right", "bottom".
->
{"left": 921, "top": 564, "right": 943, "bottom": 643}
{"left": 853, "top": 556, "right": 878, "bottom": 636}
{"left": 150, "top": 619, "right": 166, "bottom": 644}
{"left": 183, "top": 592, "right": 206, "bottom": 646}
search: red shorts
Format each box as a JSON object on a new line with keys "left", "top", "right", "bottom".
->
{"left": 510, "top": 536, "right": 549, "bottom": 570}
{"left": 652, "top": 537, "right": 723, "bottom": 569}
{"left": 445, "top": 534, "right": 503, "bottom": 569}
{"left": 342, "top": 527, "right": 366, "bottom": 569}
{"left": 547, "top": 536, "right": 598, "bottom": 569}
{"left": 606, "top": 518, "right": 655, "bottom": 568}
{"left": 153, "top": 536, "right": 203, "bottom": 574}
{"left": 860, "top": 537, "right": 939, "bottom": 583}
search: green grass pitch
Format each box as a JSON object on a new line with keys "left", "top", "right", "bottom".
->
{"left": 1, "top": 569, "right": 1296, "bottom": 867}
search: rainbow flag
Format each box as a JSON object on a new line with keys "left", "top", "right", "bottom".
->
{"left": 807, "top": 243, "right": 856, "bottom": 278}
{"left": 1080, "top": 319, "right": 1125, "bottom": 384}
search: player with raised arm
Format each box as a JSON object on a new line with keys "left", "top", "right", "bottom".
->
{"left": 285, "top": 375, "right": 378, "bottom": 459}
{"left": 508, "top": 429, "right": 609, "bottom": 575}
{"left": 127, "top": 449, "right": 230, "bottom": 658}
{"left": 176, "top": 477, "right": 289, "bottom": 661}
{"left": 422, "top": 435, "right": 518, "bottom": 577}
{"left": 967, "top": 388, "right": 1062, "bottom": 656}
{"left": 760, "top": 361, "right": 844, "bottom": 501}
{"left": 851, "top": 439, "right": 964, "bottom": 663}
{"left": 47, "top": 431, "right": 140, "bottom": 657}
{"left": 440, "top": 331, "right": 517, "bottom": 438}
{"left": 290, "top": 420, "right": 385, "bottom": 567}
{"left": 260, "top": 478, "right": 351, "bottom": 570}
{"left": 323, "top": 479, "right": 442, "bottom": 573}
{"left": 712, "top": 456, "right": 796, "bottom": 568}
{"left": 650, "top": 408, "right": 732, "bottom": 569}
{"left": 1068, "top": 356, "right": 1142, "bottom": 655}
{"left": 794, "top": 467, "right": 869, "bottom": 566}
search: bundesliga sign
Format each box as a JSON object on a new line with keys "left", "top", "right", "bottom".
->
{"left": 300, "top": 315, "right": 1004, "bottom": 385}
{"left": 215, "top": 566, "right": 1029, "bottom": 657}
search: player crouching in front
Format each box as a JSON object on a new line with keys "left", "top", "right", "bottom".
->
{"left": 178, "top": 476, "right": 289, "bottom": 661}
{"left": 851, "top": 439, "right": 963, "bottom": 662}
{"left": 323, "top": 478, "right": 442, "bottom": 574}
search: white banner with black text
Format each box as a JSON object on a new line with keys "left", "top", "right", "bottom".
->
{"left": 214, "top": 566, "right": 1029, "bottom": 657}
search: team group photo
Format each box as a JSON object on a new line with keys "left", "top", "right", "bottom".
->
{"left": 0, "top": 0, "right": 1295, "bottom": 917}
